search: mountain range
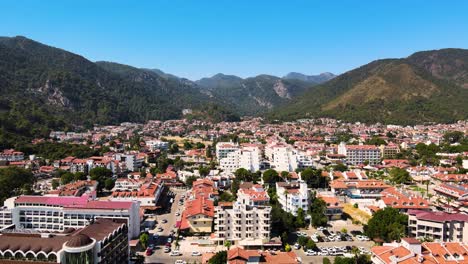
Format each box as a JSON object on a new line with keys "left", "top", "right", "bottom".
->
{"left": 0, "top": 35, "right": 467, "bottom": 147}
{"left": 271, "top": 48, "right": 468, "bottom": 124}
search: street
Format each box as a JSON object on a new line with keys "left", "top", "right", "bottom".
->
{"left": 145, "top": 188, "right": 203, "bottom": 264}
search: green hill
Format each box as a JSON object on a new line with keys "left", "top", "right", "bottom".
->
{"left": 272, "top": 49, "right": 468, "bottom": 124}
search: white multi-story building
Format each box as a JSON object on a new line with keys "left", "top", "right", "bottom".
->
{"left": 213, "top": 183, "right": 271, "bottom": 246}
{"left": 219, "top": 145, "right": 261, "bottom": 173}
{"left": 267, "top": 145, "right": 314, "bottom": 172}
{"left": 337, "top": 142, "right": 381, "bottom": 165}
{"left": 0, "top": 149, "right": 24, "bottom": 162}
{"left": 408, "top": 210, "right": 468, "bottom": 243}
{"left": 0, "top": 195, "right": 140, "bottom": 239}
{"left": 115, "top": 153, "right": 144, "bottom": 172}
{"left": 216, "top": 142, "right": 239, "bottom": 160}
{"left": 276, "top": 181, "right": 309, "bottom": 216}
{"left": 146, "top": 140, "right": 169, "bottom": 151}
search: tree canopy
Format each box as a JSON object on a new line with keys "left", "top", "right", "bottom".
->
{"left": 365, "top": 207, "right": 408, "bottom": 243}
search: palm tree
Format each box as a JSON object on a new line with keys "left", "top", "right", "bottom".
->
{"left": 224, "top": 241, "right": 231, "bottom": 250}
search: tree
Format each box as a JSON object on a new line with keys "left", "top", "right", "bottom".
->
{"left": 198, "top": 166, "right": 210, "bottom": 177}
{"left": 185, "top": 176, "right": 198, "bottom": 188}
{"left": 183, "top": 141, "right": 193, "bottom": 150}
{"left": 281, "top": 171, "right": 290, "bottom": 180}
{"left": 51, "top": 179, "right": 60, "bottom": 190}
{"left": 443, "top": 131, "right": 464, "bottom": 144}
{"left": 301, "top": 168, "right": 328, "bottom": 188}
{"left": 389, "top": 167, "right": 412, "bottom": 184}
{"left": 365, "top": 207, "right": 408, "bottom": 242}
{"left": 284, "top": 243, "right": 291, "bottom": 252}
{"left": 224, "top": 241, "right": 231, "bottom": 250}
{"left": 169, "top": 143, "right": 179, "bottom": 154}
{"left": 73, "top": 172, "right": 87, "bottom": 181}
{"left": 333, "top": 163, "right": 348, "bottom": 172}
{"left": 323, "top": 257, "right": 331, "bottom": 264}
{"left": 195, "top": 142, "right": 205, "bottom": 149}
{"left": 295, "top": 208, "right": 306, "bottom": 228}
{"left": 305, "top": 239, "right": 316, "bottom": 251}
{"left": 139, "top": 233, "right": 149, "bottom": 248}
{"left": 60, "top": 172, "right": 74, "bottom": 185}
{"left": 89, "top": 167, "right": 112, "bottom": 191}
{"left": 310, "top": 196, "right": 328, "bottom": 227}
{"left": 263, "top": 169, "right": 280, "bottom": 186}
{"left": 209, "top": 251, "right": 227, "bottom": 264}
{"left": 104, "top": 178, "right": 115, "bottom": 190}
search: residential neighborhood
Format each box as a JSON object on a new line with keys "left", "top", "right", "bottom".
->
{"left": 0, "top": 117, "right": 467, "bottom": 263}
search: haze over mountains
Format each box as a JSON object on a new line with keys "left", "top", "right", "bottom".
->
{"left": 0, "top": 35, "right": 467, "bottom": 146}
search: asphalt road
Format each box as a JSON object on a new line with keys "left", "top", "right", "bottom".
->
{"left": 145, "top": 188, "right": 203, "bottom": 264}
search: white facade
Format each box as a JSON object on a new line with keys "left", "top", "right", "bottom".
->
{"left": 276, "top": 181, "right": 309, "bottom": 216}
{"left": 268, "top": 146, "right": 314, "bottom": 172}
{"left": 146, "top": 140, "right": 169, "bottom": 151}
{"left": 219, "top": 146, "right": 261, "bottom": 173}
{"left": 0, "top": 196, "right": 140, "bottom": 239}
{"left": 214, "top": 185, "right": 271, "bottom": 245}
{"left": 337, "top": 142, "right": 381, "bottom": 165}
{"left": 216, "top": 142, "right": 239, "bottom": 160}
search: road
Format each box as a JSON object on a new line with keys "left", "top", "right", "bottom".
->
{"left": 145, "top": 188, "right": 203, "bottom": 264}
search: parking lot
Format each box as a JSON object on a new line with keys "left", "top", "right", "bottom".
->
{"left": 144, "top": 188, "right": 205, "bottom": 264}
{"left": 289, "top": 222, "right": 373, "bottom": 263}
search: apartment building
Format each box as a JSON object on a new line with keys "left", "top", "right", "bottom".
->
{"left": 275, "top": 181, "right": 309, "bottom": 216}
{"left": 408, "top": 210, "right": 468, "bottom": 243}
{"left": 0, "top": 218, "right": 128, "bottom": 264}
{"left": 146, "top": 140, "right": 169, "bottom": 151}
{"left": 213, "top": 183, "right": 271, "bottom": 246}
{"left": 267, "top": 144, "right": 314, "bottom": 172}
{"left": 216, "top": 142, "right": 239, "bottom": 160}
{"left": 0, "top": 195, "right": 140, "bottom": 239}
{"left": 337, "top": 142, "right": 381, "bottom": 165}
{"left": 0, "top": 149, "right": 24, "bottom": 162}
{"left": 219, "top": 145, "right": 261, "bottom": 173}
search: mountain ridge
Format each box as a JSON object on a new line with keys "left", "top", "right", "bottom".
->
{"left": 271, "top": 48, "right": 468, "bottom": 124}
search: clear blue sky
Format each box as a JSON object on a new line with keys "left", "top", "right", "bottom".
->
{"left": 1, "top": 1, "right": 467, "bottom": 80}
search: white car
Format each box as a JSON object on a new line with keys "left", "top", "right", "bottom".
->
{"left": 174, "top": 261, "right": 186, "bottom": 264}
{"left": 305, "top": 251, "right": 316, "bottom": 256}
{"left": 170, "top": 251, "right": 181, "bottom": 256}
{"left": 191, "top": 251, "right": 202, "bottom": 256}
{"left": 293, "top": 243, "right": 301, "bottom": 250}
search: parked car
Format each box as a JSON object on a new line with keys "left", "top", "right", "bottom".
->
{"left": 164, "top": 247, "right": 171, "bottom": 253}
{"left": 170, "top": 250, "right": 181, "bottom": 256}
{"left": 167, "top": 237, "right": 172, "bottom": 243}
{"left": 305, "top": 251, "right": 316, "bottom": 256}
{"left": 191, "top": 251, "right": 202, "bottom": 256}
{"left": 162, "top": 219, "right": 168, "bottom": 223}
{"left": 174, "top": 260, "right": 186, "bottom": 264}
{"left": 145, "top": 248, "right": 153, "bottom": 256}
{"left": 294, "top": 243, "right": 301, "bottom": 250}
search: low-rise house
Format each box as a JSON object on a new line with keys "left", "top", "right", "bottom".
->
{"left": 378, "top": 187, "right": 430, "bottom": 212}
{"left": 317, "top": 194, "right": 343, "bottom": 221}
{"left": 330, "top": 179, "right": 390, "bottom": 198}
{"left": 227, "top": 247, "right": 298, "bottom": 264}
{"left": 371, "top": 238, "right": 468, "bottom": 264}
